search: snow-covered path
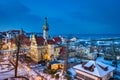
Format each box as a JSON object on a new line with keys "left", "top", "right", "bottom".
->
{"left": 0, "top": 69, "right": 15, "bottom": 80}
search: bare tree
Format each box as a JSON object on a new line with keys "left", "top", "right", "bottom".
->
{"left": 13, "top": 32, "right": 23, "bottom": 77}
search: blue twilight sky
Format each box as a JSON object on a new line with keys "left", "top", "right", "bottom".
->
{"left": 0, "top": 0, "right": 120, "bottom": 35}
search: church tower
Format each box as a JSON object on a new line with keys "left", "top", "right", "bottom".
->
{"left": 43, "top": 17, "right": 49, "bottom": 44}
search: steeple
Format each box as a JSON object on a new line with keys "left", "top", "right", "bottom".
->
{"left": 20, "top": 28, "right": 24, "bottom": 35}
{"left": 43, "top": 17, "right": 49, "bottom": 31}
{"left": 43, "top": 17, "right": 49, "bottom": 44}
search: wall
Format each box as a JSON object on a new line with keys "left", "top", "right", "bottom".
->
{"left": 102, "top": 72, "right": 113, "bottom": 80}
{"left": 47, "top": 44, "right": 54, "bottom": 56}
{"left": 76, "top": 70, "right": 100, "bottom": 80}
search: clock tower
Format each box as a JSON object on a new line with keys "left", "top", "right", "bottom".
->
{"left": 43, "top": 17, "right": 49, "bottom": 44}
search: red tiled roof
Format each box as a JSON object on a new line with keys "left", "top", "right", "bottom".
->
{"left": 11, "top": 30, "right": 20, "bottom": 33}
{"left": 59, "top": 46, "right": 66, "bottom": 54}
{"left": 36, "top": 36, "right": 45, "bottom": 45}
{"left": 22, "top": 37, "right": 31, "bottom": 46}
{"left": 10, "top": 38, "right": 15, "bottom": 44}
{"left": 53, "top": 37, "right": 62, "bottom": 42}
{"left": 1, "top": 32, "right": 6, "bottom": 36}
{"left": 10, "top": 34, "right": 31, "bottom": 46}
{"left": 19, "top": 35, "right": 31, "bottom": 46}
{"left": 47, "top": 40, "right": 56, "bottom": 44}
{"left": 35, "top": 36, "right": 57, "bottom": 45}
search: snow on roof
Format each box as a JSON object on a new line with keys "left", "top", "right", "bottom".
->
{"left": 49, "top": 61, "right": 60, "bottom": 64}
{"left": 97, "top": 61, "right": 108, "bottom": 68}
{"left": 35, "top": 36, "right": 44, "bottom": 45}
{"left": 57, "top": 60, "right": 64, "bottom": 65}
{"left": 53, "top": 37, "right": 62, "bottom": 42}
{"left": 84, "top": 61, "right": 94, "bottom": 67}
{"left": 73, "top": 60, "right": 115, "bottom": 77}
{"left": 68, "top": 68, "right": 76, "bottom": 76}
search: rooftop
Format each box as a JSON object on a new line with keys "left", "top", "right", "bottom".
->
{"left": 73, "top": 60, "right": 115, "bottom": 77}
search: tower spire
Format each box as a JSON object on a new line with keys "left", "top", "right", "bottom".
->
{"left": 20, "top": 28, "right": 24, "bottom": 35}
{"left": 43, "top": 17, "right": 49, "bottom": 31}
{"left": 43, "top": 17, "right": 49, "bottom": 45}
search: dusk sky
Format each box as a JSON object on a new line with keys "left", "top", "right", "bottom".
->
{"left": 0, "top": 0, "right": 120, "bottom": 35}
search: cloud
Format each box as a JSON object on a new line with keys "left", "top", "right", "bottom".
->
{"left": 0, "top": 0, "right": 120, "bottom": 34}
{"left": 64, "top": 0, "right": 120, "bottom": 34}
{"left": 67, "top": 0, "right": 120, "bottom": 26}
{"left": 0, "top": 0, "right": 43, "bottom": 32}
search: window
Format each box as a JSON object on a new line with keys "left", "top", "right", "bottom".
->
{"left": 76, "top": 73, "right": 94, "bottom": 80}
{"left": 107, "top": 73, "right": 111, "bottom": 79}
{"left": 84, "top": 76, "right": 88, "bottom": 80}
{"left": 76, "top": 73, "right": 84, "bottom": 79}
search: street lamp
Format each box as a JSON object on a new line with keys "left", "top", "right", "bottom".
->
{"left": 37, "top": 76, "right": 42, "bottom": 80}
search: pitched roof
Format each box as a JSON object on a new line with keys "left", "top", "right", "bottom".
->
{"left": 10, "top": 38, "right": 15, "bottom": 44}
{"left": 49, "top": 61, "right": 60, "bottom": 65}
{"left": 73, "top": 60, "right": 115, "bottom": 77}
{"left": 53, "top": 37, "right": 62, "bottom": 43}
{"left": 0, "top": 35, "right": 4, "bottom": 39}
{"left": 22, "top": 36, "right": 31, "bottom": 46}
{"left": 33, "top": 36, "right": 59, "bottom": 45}
{"left": 59, "top": 46, "right": 66, "bottom": 54}
{"left": 1, "top": 32, "right": 6, "bottom": 36}
{"left": 10, "top": 30, "right": 20, "bottom": 33}
{"left": 36, "top": 36, "right": 45, "bottom": 45}
{"left": 1, "top": 30, "right": 20, "bottom": 36}
{"left": 10, "top": 34, "right": 31, "bottom": 46}
{"left": 47, "top": 40, "right": 56, "bottom": 44}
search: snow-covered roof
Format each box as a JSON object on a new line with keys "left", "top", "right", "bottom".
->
{"left": 68, "top": 68, "right": 76, "bottom": 76}
{"left": 84, "top": 61, "right": 94, "bottom": 67}
{"left": 73, "top": 60, "right": 115, "bottom": 77}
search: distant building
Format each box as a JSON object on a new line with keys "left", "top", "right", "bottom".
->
{"left": 0, "top": 18, "right": 64, "bottom": 62}
{"left": 7, "top": 29, "right": 30, "bottom": 50}
{"left": 47, "top": 61, "right": 64, "bottom": 70}
{"left": 73, "top": 60, "right": 115, "bottom": 80}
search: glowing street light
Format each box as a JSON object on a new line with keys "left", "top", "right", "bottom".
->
{"left": 37, "top": 76, "right": 42, "bottom": 80}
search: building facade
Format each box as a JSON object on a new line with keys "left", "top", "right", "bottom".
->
{"left": 73, "top": 60, "right": 115, "bottom": 80}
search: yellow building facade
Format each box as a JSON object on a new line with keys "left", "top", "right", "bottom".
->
{"left": 28, "top": 34, "right": 45, "bottom": 62}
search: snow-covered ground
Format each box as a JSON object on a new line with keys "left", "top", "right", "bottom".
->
{"left": 0, "top": 59, "right": 15, "bottom": 80}
{"left": 0, "top": 64, "right": 14, "bottom": 73}
{"left": 18, "top": 61, "right": 61, "bottom": 80}
{"left": 0, "top": 69, "right": 15, "bottom": 80}
{"left": 33, "top": 65, "right": 58, "bottom": 80}
{"left": 1, "top": 55, "right": 119, "bottom": 80}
